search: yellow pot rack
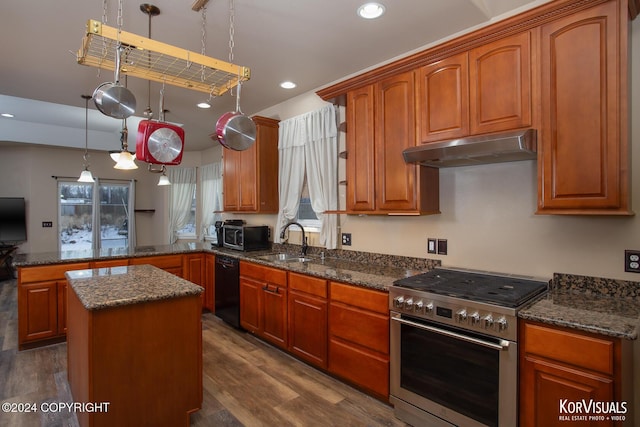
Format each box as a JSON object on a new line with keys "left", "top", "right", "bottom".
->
{"left": 76, "top": 19, "right": 250, "bottom": 96}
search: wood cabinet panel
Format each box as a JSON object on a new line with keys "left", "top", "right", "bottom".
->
{"left": 223, "top": 116, "right": 279, "bottom": 213}
{"left": 329, "top": 302, "right": 389, "bottom": 355}
{"left": 183, "top": 253, "right": 205, "bottom": 286}
{"left": 239, "top": 261, "right": 288, "bottom": 349}
{"left": 19, "top": 262, "right": 91, "bottom": 284}
{"left": 346, "top": 85, "right": 376, "bottom": 212}
{"left": 92, "top": 259, "right": 129, "bottom": 268}
{"left": 57, "top": 281, "right": 67, "bottom": 335}
{"left": 417, "top": 52, "right": 469, "bottom": 143}
{"left": 204, "top": 254, "right": 215, "bottom": 312}
{"left": 375, "top": 71, "right": 418, "bottom": 212}
{"left": 519, "top": 320, "right": 624, "bottom": 427}
{"left": 18, "top": 280, "right": 58, "bottom": 343}
{"left": 288, "top": 273, "right": 328, "bottom": 368}
{"left": 538, "top": 0, "right": 631, "bottom": 214}
{"left": 330, "top": 282, "right": 388, "bottom": 314}
{"left": 130, "top": 255, "right": 183, "bottom": 275}
{"left": 469, "top": 31, "right": 532, "bottom": 134}
{"left": 522, "top": 322, "right": 615, "bottom": 375}
{"left": 328, "top": 337, "right": 389, "bottom": 400}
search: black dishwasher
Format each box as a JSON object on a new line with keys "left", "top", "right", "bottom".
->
{"left": 214, "top": 255, "right": 241, "bottom": 328}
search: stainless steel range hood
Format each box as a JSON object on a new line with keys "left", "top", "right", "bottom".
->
{"left": 403, "top": 129, "right": 537, "bottom": 168}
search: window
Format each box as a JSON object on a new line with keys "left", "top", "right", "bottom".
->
{"left": 176, "top": 187, "right": 197, "bottom": 238}
{"left": 59, "top": 180, "right": 133, "bottom": 251}
{"left": 297, "top": 178, "right": 321, "bottom": 230}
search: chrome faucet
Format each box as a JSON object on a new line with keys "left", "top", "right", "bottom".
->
{"left": 280, "top": 222, "right": 308, "bottom": 256}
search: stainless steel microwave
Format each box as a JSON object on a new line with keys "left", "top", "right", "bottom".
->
{"left": 222, "top": 225, "right": 270, "bottom": 251}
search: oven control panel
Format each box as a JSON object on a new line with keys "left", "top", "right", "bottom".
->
{"left": 390, "top": 290, "right": 517, "bottom": 341}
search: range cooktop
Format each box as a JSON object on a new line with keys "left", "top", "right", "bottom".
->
{"left": 393, "top": 268, "right": 549, "bottom": 308}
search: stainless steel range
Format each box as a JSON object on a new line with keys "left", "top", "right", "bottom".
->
{"left": 389, "top": 267, "right": 548, "bottom": 427}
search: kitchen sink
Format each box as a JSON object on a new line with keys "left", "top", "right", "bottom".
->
{"left": 256, "top": 253, "right": 314, "bottom": 263}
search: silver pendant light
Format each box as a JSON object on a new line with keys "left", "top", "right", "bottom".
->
{"left": 77, "top": 94, "right": 95, "bottom": 183}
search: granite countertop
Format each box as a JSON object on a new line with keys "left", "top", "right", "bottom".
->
{"left": 65, "top": 264, "right": 203, "bottom": 311}
{"left": 518, "top": 273, "right": 640, "bottom": 340}
{"left": 13, "top": 242, "right": 438, "bottom": 292}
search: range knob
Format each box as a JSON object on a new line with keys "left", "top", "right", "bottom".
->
{"left": 469, "top": 311, "right": 480, "bottom": 326}
{"left": 404, "top": 298, "right": 414, "bottom": 311}
{"left": 393, "top": 296, "right": 405, "bottom": 309}
{"left": 456, "top": 309, "right": 467, "bottom": 323}
{"left": 414, "top": 300, "right": 424, "bottom": 314}
{"left": 496, "top": 316, "right": 508, "bottom": 332}
{"left": 425, "top": 302, "right": 434, "bottom": 314}
{"left": 482, "top": 314, "right": 494, "bottom": 329}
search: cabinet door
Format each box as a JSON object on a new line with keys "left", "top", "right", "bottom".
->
{"left": 237, "top": 147, "right": 258, "bottom": 211}
{"left": 239, "top": 276, "right": 261, "bottom": 333}
{"left": 18, "top": 280, "right": 58, "bottom": 343}
{"left": 203, "top": 254, "right": 215, "bottom": 312}
{"left": 538, "top": 1, "right": 630, "bottom": 214}
{"left": 222, "top": 149, "right": 241, "bottom": 211}
{"left": 375, "top": 71, "right": 418, "bottom": 211}
{"left": 469, "top": 31, "right": 532, "bottom": 134}
{"left": 520, "top": 355, "right": 614, "bottom": 427}
{"left": 288, "top": 290, "right": 327, "bottom": 368}
{"left": 183, "top": 253, "right": 205, "bottom": 286}
{"left": 262, "top": 283, "right": 287, "bottom": 349}
{"left": 346, "top": 85, "right": 376, "bottom": 212}
{"left": 57, "top": 281, "right": 67, "bottom": 335}
{"left": 417, "top": 52, "right": 469, "bottom": 143}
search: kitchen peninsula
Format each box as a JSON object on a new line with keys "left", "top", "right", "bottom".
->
{"left": 65, "top": 264, "right": 203, "bottom": 427}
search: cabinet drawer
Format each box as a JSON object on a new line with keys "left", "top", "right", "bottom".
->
{"left": 240, "top": 261, "right": 287, "bottom": 286}
{"left": 330, "top": 282, "right": 388, "bottom": 314}
{"left": 19, "top": 262, "right": 91, "bottom": 284}
{"left": 129, "top": 255, "right": 183, "bottom": 269}
{"left": 289, "top": 272, "right": 327, "bottom": 298}
{"left": 329, "top": 303, "right": 389, "bottom": 355}
{"left": 329, "top": 338, "right": 389, "bottom": 398}
{"left": 523, "top": 322, "right": 615, "bottom": 375}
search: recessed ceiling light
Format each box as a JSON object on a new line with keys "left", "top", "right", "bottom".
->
{"left": 197, "top": 101, "right": 211, "bottom": 109}
{"left": 1, "top": 113, "right": 14, "bottom": 118}
{"left": 357, "top": 2, "right": 385, "bottom": 19}
{"left": 280, "top": 81, "right": 296, "bottom": 89}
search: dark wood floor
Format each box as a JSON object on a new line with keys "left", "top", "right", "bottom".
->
{"left": 0, "top": 279, "right": 406, "bottom": 427}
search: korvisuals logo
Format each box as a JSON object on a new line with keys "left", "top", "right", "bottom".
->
{"left": 558, "top": 399, "right": 628, "bottom": 423}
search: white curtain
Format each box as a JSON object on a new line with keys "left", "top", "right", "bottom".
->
{"left": 199, "top": 162, "right": 223, "bottom": 240}
{"left": 275, "top": 104, "right": 338, "bottom": 248}
{"left": 168, "top": 167, "right": 196, "bottom": 244}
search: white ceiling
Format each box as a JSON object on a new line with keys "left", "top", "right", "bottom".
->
{"left": 0, "top": 0, "right": 548, "bottom": 153}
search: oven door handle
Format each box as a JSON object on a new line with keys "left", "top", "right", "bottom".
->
{"left": 391, "top": 314, "right": 510, "bottom": 351}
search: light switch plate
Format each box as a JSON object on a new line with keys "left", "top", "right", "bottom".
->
{"left": 427, "top": 238, "right": 436, "bottom": 254}
{"left": 437, "top": 239, "right": 448, "bottom": 255}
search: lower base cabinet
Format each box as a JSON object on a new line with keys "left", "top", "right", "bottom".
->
{"left": 328, "top": 281, "right": 390, "bottom": 400}
{"left": 519, "top": 320, "right": 632, "bottom": 427}
{"left": 288, "top": 272, "right": 328, "bottom": 369}
{"left": 239, "top": 261, "right": 288, "bottom": 349}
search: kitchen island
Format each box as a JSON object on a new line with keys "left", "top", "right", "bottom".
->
{"left": 65, "top": 264, "right": 203, "bottom": 427}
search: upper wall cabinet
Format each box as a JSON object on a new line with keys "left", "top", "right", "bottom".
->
{"left": 223, "top": 116, "right": 280, "bottom": 213}
{"left": 537, "top": 0, "right": 632, "bottom": 215}
{"left": 417, "top": 31, "right": 533, "bottom": 144}
{"left": 346, "top": 72, "right": 439, "bottom": 215}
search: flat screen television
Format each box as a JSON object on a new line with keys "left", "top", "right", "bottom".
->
{"left": 0, "top": 197, "right": 27, "bottom": 242}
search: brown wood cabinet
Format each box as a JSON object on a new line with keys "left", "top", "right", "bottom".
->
{"left": 537, "top": 0, "right": 631, "bottom": 214}
{"left": 328, "top": 281, "right": 390, "bottom": 399}
{"left": 239, "top": 261, "right": 288, "bottom": 349}
{"left": 417, "top": 31, "right": 533, "bottom": 144}
{"left": 223, "top": 116, "right": 279, "bottom": 213}
{"left": 67, "top": 277, "right": 202, "bottom": 427}
{"left": 519, "top": 321, "right": 629, "bottom": 427}
{"left": 129, "top": 254, "right": 183, "bottom": 276}
{"left": 346, "top": 72, "right": 439, "bottom": 215}
{"left": 17, "top": 261, "right": 91, "bottom": 349}
{"left": 288, "top": 272, "right": 328, "bottom": 369}
{"left": 203, "top": 253, "right": 215, "bottom": 312}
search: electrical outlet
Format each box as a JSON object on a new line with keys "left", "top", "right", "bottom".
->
{"left": 437, "top": 239, "right": 448, "bottom": 255}
{"left": 42, "top": 221, "right": 53, "bottom": 228}
{"left": 427, "top": 238, "right": 437, "bottom": 254}
{"left": 342, "top": 233, "right": 352, "bottom": 246}
{"left": 624, "top": 250, "right": 640, "bottom": 273}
